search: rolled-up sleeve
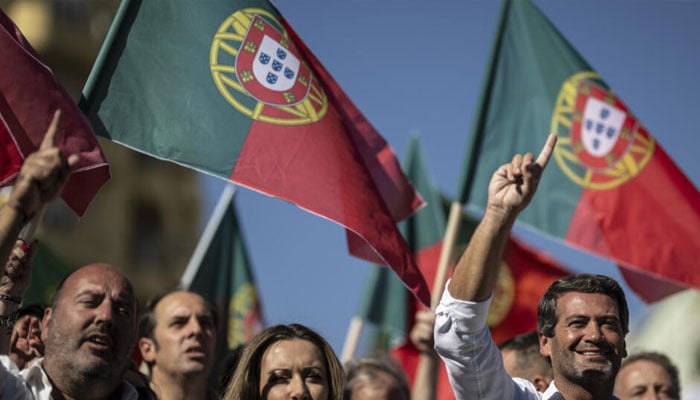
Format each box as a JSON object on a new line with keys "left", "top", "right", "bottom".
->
{"left": 434, "top": 283, "right": 539, "bottom": 400}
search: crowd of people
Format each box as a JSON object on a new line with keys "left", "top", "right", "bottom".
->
{"left": 0, "top": 116, "right": 683, "bottom": 399}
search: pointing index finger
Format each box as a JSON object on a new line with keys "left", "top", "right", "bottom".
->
{"left": 535, "top": 133, "right": 557, "bottom": 169}
{"left": 40, "top": 110, "right": 62, "bottom": 150}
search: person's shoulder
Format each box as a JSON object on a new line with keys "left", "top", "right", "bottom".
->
{"left": 0, "top": 359, "right": 33, "bottom": 399}
{"left": 512, "top": 376, "right": 544, "bottom": 398}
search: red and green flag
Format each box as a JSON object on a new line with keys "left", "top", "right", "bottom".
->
{"left": 358, "top": 136, "right": 454, "bottom": 399}
{"left": 357, "top": 138, "right": 568, "bottom": 399}
{"left": 80, "top": 0, "right": 429, "bottom": 305}
{"left": 458, "top": 0, "right": 700, "bottom": 302}
{"left": 181, "top": 186, "right": 262, "bottom": 363}
{"left": 0, "top": 10, "right": 109, "bottom": 216}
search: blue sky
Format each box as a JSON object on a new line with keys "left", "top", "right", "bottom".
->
{"left": 201, "top": 0, "right": 700, "bottom": 355}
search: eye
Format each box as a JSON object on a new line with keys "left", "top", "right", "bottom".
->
{"left": 305, "top": 369, "right": 326, "bottom": 383}
{"left": 79, "top": 297, "right": 101, "bottom": 308}
{"left": 600, "top": 319, "right": 621, "bottom": 331}
{"left": 269, "top": 373, "right": 289, "bottom": 384}
{"left": 199, "top": 317, "right": 215, "bottom": 330}
{"left": 116, "top": 305, "right": 132, "bottom": 317}
{"left": 569, "top": 320, "right": 586, "bottom": 328}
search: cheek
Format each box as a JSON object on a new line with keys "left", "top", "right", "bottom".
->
{"left": 309, "top": 383, "right": 329, "bottom": 400}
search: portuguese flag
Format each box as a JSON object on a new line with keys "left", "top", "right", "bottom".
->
{"left": 358, "top": 138, "right": 568, "bottom": 399}
{"left": 0, "top": 10, "right": 109, "bottom": 216}
{"left": 81, "top": 1, "right": 429, "bottom": 304}
{"left": 459, "top": 0, "right": 700, "bottom": 301}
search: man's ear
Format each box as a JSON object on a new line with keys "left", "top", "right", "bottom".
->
{"left": 532, "top": 375, "right": 550, "bottom": 392}
{"left": 539, "top": 332, "right": 551, "bottom": 358}
{"left": 40, "top": 308, "right": 52, "bottom": 343}
{"left": 139, "top": 337, "right": 157, "bottom": 363}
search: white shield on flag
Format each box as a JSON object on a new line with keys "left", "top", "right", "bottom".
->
{"left": 581, "top": 97, "right": 625, "bottom": 157}
{"left": 252, "top": 35, "right": 300, "bottom": 92}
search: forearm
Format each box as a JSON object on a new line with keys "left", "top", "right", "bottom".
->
{"left": 0, "top": 205, "right": 27, "bottom": 274}
{"left": 448, "top": 207, "right": 516, "bottom": 302}
{"left": 412, "top": 352, "right": 439, "bottom": 400}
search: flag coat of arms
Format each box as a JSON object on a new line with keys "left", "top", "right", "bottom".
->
{"left": 458, "top": 0, "right": 700, "bottom": 300}
{"left": 0, "top": 10, "right": 109, "bottom": 216}
{"left": 80, "top": 0, "right": 429, "bottom": 304}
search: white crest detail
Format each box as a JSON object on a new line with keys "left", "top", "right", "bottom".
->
{"left": 252, "top": 35, "right": 300, "bottom": 92}
{"left": 581, "top": 97, "right": 626, "bottom": 157}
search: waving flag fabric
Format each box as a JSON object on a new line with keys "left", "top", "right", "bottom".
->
{"left": 458, "top": 0, "right": 700, "bottom": 301}
{"left": 0, "top": 10, "right": 109, "bottom": 216}
{"left": 80, "top": 0, "right": 429, "bottom": 304}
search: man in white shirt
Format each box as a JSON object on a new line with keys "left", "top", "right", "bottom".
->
{"left": 435, "top": 134, "right": 629, "bottom": 400}
{"left": 0, "top": 112, "right": 138, "bottom": 399}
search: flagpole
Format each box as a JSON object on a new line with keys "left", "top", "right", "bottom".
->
{"left": 180, "top": 183, "right": 237, "bottom": 288}
{"left": 411, "top": 201, "right": 462, "bottom": 400}
{"left": 340, "top": 316, "right": 364, "bottom": 363}
{"left": 430, "top": 201, "right": 463, "bottom": 309}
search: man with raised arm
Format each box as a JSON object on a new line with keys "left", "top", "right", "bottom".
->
{"left": 435, "top": 134, "right": 629, "bottom": 400}
{"left": 0, "top": 111, "right": 139, "bottom": 399}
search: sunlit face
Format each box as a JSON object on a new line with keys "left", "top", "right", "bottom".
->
{"left": 540, "top": 292, "right": 626, "bottom": 386}
{"left": 259, "top": 338, "right": 329, "bottom": 400}
{"left": 42, "top": 264, "right": 136, "bottom": 380}
{"left": 145, "top": 291, "right": 216, "bottom": 379}
{"left": 615, "top": 360, "right": 679, "bottom": 400}
{"left": 350, "top": 369, "right": 409, "bottom": 400}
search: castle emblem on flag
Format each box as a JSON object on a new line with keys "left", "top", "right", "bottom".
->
{"left": 210, "top": 8, "right": 328, "bottom": 125}
{"left": 551, "top": 72, "right": 655, "bottom": 190}
{"left": 235, "top": 15, "right": 312, "bottom": 106}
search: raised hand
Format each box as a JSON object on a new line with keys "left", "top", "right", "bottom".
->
{"left": 7, "top": 110, "right": 80, "bottom": 220}
{"left": 487, "top": 134, "right": 557, "bottom": 218}
{"left": 10, "top": 313, "right": 44, "bottom": 369}
{"left": 410, "top": 309, "right": 437, "bottom": 355}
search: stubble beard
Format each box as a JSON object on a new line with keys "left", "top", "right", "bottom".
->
{"left": 556, "top": 349, "right": 618, "bottom": 388}
{"left": 44, "top": 328, "right": 128, "bottom": 388}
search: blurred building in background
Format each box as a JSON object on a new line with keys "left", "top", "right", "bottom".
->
{"left": 1, "top": 0, "right": 202, "bottom": 302}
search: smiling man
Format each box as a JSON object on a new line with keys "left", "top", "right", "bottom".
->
{"left": 138, "top": 290, "right": 218, "bottom": 400}
{"left": 434, "top": 134, "right": 629, "bottom": 400}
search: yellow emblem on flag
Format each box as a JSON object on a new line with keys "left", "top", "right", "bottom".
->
{"left": 551, "top": 72, "right": 655, "bottom": 190}
{"left": 228, "top": 283, "right": 258, "bottom": 347}
{"left": 210, "top": 8, "right": 328, "bottom": 126}
{"left": 487, "top": 262, "right": 515, "bottom": 327}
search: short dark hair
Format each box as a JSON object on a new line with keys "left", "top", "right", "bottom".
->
{"left": 537, "top": 274, "right": 629, "bottom": 337}
{"left": 499, "top": 331, "right": 552, "bottom": 379}
{"left": 620, "top": 352, "right": 680, "bottom": 399}
{"left": 137, "top": 289, "right": 218, "bottom": 342}
{"left": 17, "top": 303, "right": 47, "bottom": 320}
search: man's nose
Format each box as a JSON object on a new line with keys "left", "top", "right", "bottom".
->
{"left": 95, "top": 300, "right": 114, "bottom": 323}
{"left": 583, "top": 322, "right": 603, "bottom": 341}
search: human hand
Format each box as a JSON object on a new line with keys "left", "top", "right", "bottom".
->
{"left": 410, "top": 309, "right": 437, "bottom": 355}
{"left": 10, "top": 314, "right": 44, "bottom": 369}
{"left": 486, "top": 134, "right": 557, "bottom": 219}
{"left": 7, "top": 110, "right": 80, "bottom": 220}
{"left": 0, "top": 239, "right": 37, "bottom": 299}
